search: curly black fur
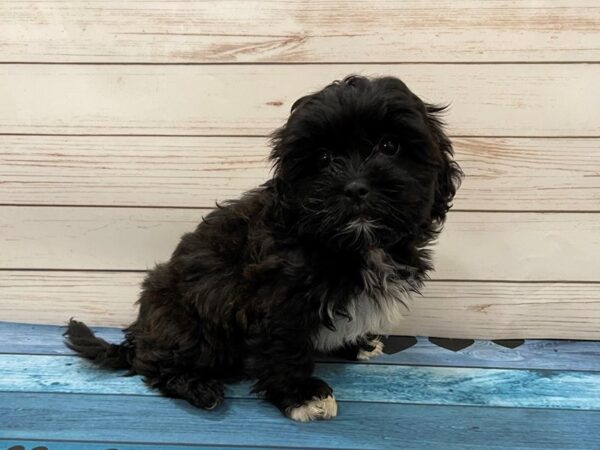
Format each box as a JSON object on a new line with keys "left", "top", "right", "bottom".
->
{"left": 65, "top": 75, "right": 462, "bottom": 421}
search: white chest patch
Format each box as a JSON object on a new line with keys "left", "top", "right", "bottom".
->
{"left": 312, "top": 249, "right": 418, "bottom": 353}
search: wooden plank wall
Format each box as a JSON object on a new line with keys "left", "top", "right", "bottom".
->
{"left": 0, "top": 1, "right": 599, "bottom": 339}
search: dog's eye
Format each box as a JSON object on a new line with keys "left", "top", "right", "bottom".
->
{"left": 317, "top": 150, "right": 332, "bottom": 168}
{"left": 379, "top": 138, "right": 401, "bottom": 156}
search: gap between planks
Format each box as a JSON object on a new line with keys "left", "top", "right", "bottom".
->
{"left": 3, "top": 206, "right": 600, "bottom": 214}
{"left": 4, "top": 268, "right": 600, "bottom": 284}
{"left": 2, "top": 61, "right": 600, "bottom": 65}
{"left": 2, "top": 133, "right": 600, "bottom": 138}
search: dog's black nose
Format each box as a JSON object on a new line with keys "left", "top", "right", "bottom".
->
{"left": 344, "top": 180, "right": 370, "bottom": 202}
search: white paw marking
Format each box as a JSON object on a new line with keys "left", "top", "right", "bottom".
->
{"left": 356, "top": 338, "right": 384, "bottom": 361}
{"left": 286, "top": 395, "right": 338, "bottom": 422}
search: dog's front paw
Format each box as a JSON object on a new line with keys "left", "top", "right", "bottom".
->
{"left": 278, "top": 377, "right": 337, "bottom": 422}
{"left": 356, "top": 337, "right": 384, "bottom": 361}
{"left": 286, "top": 394, "right": 338, "bottom": 422}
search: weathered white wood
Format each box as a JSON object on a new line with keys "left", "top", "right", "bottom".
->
{"left": 0, "top": 135, "right": 271, "bottom": 208}
{"left": 408, "top": 281, "right": 600, "bottom": 340}
{"left": 1, "top": 2, "right": 598, "bottom": 343}
{"left": 0, "top": 272, "right": 140, "bottom": 327}
{"left": 1, "top": 64, "right": 598, "bottom": 136}
{"left": 435, "top": 212, "right": 600, "bottom": 282}
{"left": 1, "top": 136, "right": 599, "bottom": 211}
{"left": 1, "top": 207, "right": 598, "bottom": 281}
{"left": 2, "top": 1, "right": 599, "bottom": 63}
{"left": 1, "top": 271, "right": 599, "bottom": 339}
{"left": 454, "top": 137, "right": 600, "bottom": 211}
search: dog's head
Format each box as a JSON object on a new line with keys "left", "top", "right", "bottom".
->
{"left": 270, "top": 75, "right": 462, "bottom": 251}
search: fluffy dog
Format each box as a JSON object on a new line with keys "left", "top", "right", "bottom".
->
{"left": 65, "top": 75, "right": 462, "bottom": 421}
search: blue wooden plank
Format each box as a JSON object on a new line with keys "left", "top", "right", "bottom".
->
{"left": 0, "top": 321, "right": 123, "bottom": 355}
{"left": 0, "top": 440, "right": 272, "bottom": 450}
{"left": 2, "top": 354, "right": 600, "bottom": 410}
{"left": 1, "top": 392, "right": 599, "bottom": 450}
{"left": 323, "top": 336, "right": 600, "bottom": 371}
{"left": 3, "top": 320, "right": 600, "bottom": 371}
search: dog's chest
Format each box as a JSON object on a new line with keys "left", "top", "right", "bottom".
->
{"left": 312, "top": 249, "right": 414, "bottom": 352}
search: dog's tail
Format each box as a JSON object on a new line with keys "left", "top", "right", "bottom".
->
{"left": 64, "top": 319, "right": 134, "bottom": 370}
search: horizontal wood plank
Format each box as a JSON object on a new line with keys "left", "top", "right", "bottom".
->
{"left": 2, "top": 136, "right": 599, "bottom": 211}
{"left": 2, "top": 1, "right": 599, "bottom": 63}
{"left": 0, "top": 441, "right": 257, "bottom": 450}
{"left": 1, "top": 273, "right": 599, "bottom": 339}
{"left": 4, "top": 321, "right": 600, "bottom": 370}
{"left": 1, "top": 64, "right": 599, "bottom": 136}
{"left": 1, "top": 207, "right": 598, "bottom": 282}
{"left": 2, "top": 393, "right": 599, "bottom": 449}
{"left": 0, "top": 322, "right": 126, "bottom": 356}
{"left": 4, "top": 354, "right": 600, "bottom": 410}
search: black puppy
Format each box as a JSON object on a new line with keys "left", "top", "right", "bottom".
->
{"left": 65, "top": 75, "right": 462, "bottom": 421}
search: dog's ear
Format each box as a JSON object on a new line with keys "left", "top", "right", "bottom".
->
{"left": 267, "top": 175, "right": 297, "bottom": 230}
{"left": 425, "top": 104, "right": 463, "bottom": 224}
{"left": 268, "top": 94, "right": 314, "bottom": 174}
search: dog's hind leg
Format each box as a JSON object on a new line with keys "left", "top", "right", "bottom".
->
{"left": 150, "top": 373, "right": 225, "bottom": 410}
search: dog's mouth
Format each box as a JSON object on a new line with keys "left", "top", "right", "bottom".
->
{"left": 346, "top": 217, "right": 379, "bottom": 228}
{"left": 348, "top": 203, "right": 372, "bottom": 218}
{"left": 336, "top": 208, "right": 410, "bottom": 249}
{"left": 334, "top": 217, "right": 384, "bottom": 247}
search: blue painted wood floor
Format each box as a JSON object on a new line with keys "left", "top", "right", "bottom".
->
{"left": 1, "top": 322, "right": 600, "bottom": 450}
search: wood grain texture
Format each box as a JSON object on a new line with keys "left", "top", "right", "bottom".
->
{"left": 1, "top": 0, "right": 599, "bottom": 349}
{"left": 0, "top": 322, "right": 127, "bottom": 356}
{"left": 4, "top": 354, "right": 600, "bottom": 410}
{"left": 2, "top": 135, "right": 599, "bottom": 211}
{"left": 368, "top": 338, "right": 600, "bottom": 371}
{"left": 2, "top": 207, "right": 599, "bottom": 282}
{"left": 5, "top": 322, "right": 600, "bottom": 372}
{"left": 2, "top": 1, "right": 599, "bottom": 63}
{"left": 2, "top": 393, "right": 599, "bottom": 449}
{"left": 0, "top": 272, "right": 141, "bottom": 327}
{"left": 0, "top": 442, "right": 259, "bottom": 450}
{"left": 4, "top": 322, "right": 600, "bottom": 371}
{"left": 2, "top": 273, "right": 600, "bottom": 339}
{"left": 1, "top": 64, "right": 599, "bottom": 136}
